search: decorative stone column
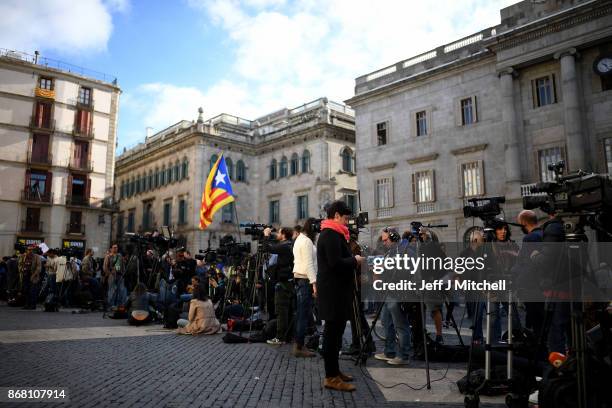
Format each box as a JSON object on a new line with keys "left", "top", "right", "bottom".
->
{"left": 554, "top": 48, "right": 586, "bottom": 172}
{"left": 499, "top": 68, "right": 521, "bottom": 197}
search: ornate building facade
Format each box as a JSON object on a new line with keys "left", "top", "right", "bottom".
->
{"left": 0, "top": 49, "right": 120, "bottom": 256}
{"left": 114, "top": 98, "right": 356, "bottom": 252}
{"left": 347, "top": 0, "right": 612, "bottom": 244}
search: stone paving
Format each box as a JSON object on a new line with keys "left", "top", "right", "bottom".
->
{"left": 0, "top": 305, "right": 504, "bottom": 408}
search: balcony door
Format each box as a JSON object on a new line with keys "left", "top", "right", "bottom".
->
{"left": 73, "top": 141, "right": 89, "bottom": 168}
{"left": 31, "top": 134, "right": 49, "bottom": 162}
{"left": 34, "top": 101, "right": 52, "bottom": 128}
{"left": 25, "top": 207, "right": 41, "bottom": 231}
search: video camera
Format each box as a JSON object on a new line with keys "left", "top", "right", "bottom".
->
{"left": 240, "top": 223, "right": 275, "bottom": 240}
{"left": 348, "top": 212, "right": 369, "bottom": 239}
{"left": 523, "top": 161, "right": 612, "bottom": 215}
{"left": 463, "top": 196, "right": 505, "bottom": 219}
{"left": 125, "top": 227, "right": 178, "bottom": 252}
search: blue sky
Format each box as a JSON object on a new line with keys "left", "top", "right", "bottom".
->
{"left": 1, "top": 0, "right": 517, "bottom": 151}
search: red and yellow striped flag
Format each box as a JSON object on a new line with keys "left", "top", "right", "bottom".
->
{"left": 199, "top": 154, "right": 235, "bottom": 230}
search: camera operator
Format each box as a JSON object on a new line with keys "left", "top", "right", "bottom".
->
{"left": 317, "top": 200, "right": 363, "bottom": 392}
{"left": 172, "top": 248, "right": 196, "bottom": 296}
{"left": 374, "top": 227, "right": 412, "bottom": 365}
{"left": 18, "top": 244, "right": 42, "bottom": 309}
{"left": 292, "top": 218, "right": 318, "bottom": 358}
{"left": 263, "top": 226, "right": 295, "bottom": 345}
{"left": 530, "top": 212, "right": 571, "bottom": 354}
{"left": 44, "top": 248, "right": 59, "bottom": 297}
{"left": 512, "top": 210, "right": 544, "bottom": 335}
{"left": 490, "top": 221, "right": 520, "bottom": 342}
{"left": 103, "top": 243, "right": 127, "bottom": 307}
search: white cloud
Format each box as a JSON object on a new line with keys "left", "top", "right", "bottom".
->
{"left": 0, "top": 0, "right": 125, "bottom": 54}
{"left": 121, "top": 0, "right": 518, "bottom": 148}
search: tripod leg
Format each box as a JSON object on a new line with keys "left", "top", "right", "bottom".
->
{"left": 445, "top": 300, "right": 465, "bottom": 346}
{"left": 420, "top": 301, "right": 431, "bottom": 390}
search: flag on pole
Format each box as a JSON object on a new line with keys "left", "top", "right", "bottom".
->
{"left": 199, "top": 154, "right": 235, "bottom": 230}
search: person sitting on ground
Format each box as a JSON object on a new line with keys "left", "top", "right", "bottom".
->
{"left": 126, "top": 282, "right": 154, "bottom": 326}
{"left": 177, "top": 286, "right": 221, "bottom": 335}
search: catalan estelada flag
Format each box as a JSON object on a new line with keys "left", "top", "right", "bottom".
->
{"left": 199, "top": 154, "right": 235, "bottom": 230}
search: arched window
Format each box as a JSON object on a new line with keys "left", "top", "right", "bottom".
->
{"left": 236, "top": 160, "right": 246, "bottom": 182}
{"left": 129, "top": 178, "right": 134, "bottom": 196}
{"left": 181, "top": 159, "right": 188, "bottom": 180}
{"left": 225, "top": 158, "right": 234, "bottom": 180}
{"left": 341, "top": 147, "right": 354, "bottom": 173}
{"left": 166, "top": 166, "right": 172, "bottom": 184}
{"left": 173, "top": 161, "right": 180, "bottom": 182}
{"left": 210, "top": 154, "right": 218, "bottom": 170}
{"left": 120, "top": 181, "right": 125, "bottom": 199}
{"left": 160, "top": 166, "right": 166, "bottom": 185}
{"left": 154, "top": 168, "right": 159, "bottom": 188}
{"left": 280, "top": 156, "right": 288, "bottom": 178}
{"left": 148, "top": 170, "right": 153, "bottom": 191}
{"left": 301, "top": 150, "right": 310, "bottom": 173}
{"left": 290, "top": 153, "right": 299, "bottom": 176}
{"left": 270, "top": 159, "right": 277, "bottom": 180}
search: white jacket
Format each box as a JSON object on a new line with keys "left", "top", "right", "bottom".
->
{"left": 292, "top": 233, "right": 317, "bottom": 283}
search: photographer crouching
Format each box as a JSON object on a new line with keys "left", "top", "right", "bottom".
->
{"left": 262, "top": 226, "right": 295, "bottom": 345}
{"left": 317, "top": 201, "right": 364, "bottom": 392}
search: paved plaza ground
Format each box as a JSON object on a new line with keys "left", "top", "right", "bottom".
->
{"left": 0, "top": 304, "right": 505, "bottom": 407}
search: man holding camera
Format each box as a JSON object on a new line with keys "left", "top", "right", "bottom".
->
{"left": 263, "top": 227, "right": 295, "bottom": 345}
{"left": 317, "top": 201, "right": 363, "bottom": 392}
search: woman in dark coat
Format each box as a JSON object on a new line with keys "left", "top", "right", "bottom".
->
{"left": 316, "top": 201, "right": 363, "bottom": 392}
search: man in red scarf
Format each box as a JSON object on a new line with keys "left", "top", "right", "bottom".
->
{"left": 317, "top": 200, "right": 363, "bottom": 391}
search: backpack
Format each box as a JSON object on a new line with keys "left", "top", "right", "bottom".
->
{"left": 163, "top": 306, "right": 180, "bottom": 329}
{"left": 44, "top": 293, "right": 59, "bottom": 312}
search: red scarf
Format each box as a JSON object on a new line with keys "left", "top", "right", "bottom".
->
{"left": 321, "top": 219, "right": 350, "bottom": 242}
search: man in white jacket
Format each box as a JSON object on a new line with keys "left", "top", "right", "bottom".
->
{"left": 292, "top": 218, "right": 318, "bottom": 357}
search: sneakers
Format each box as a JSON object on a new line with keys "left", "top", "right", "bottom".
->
{"left": 267, "top": 338, "right": 284, "bottom": 345}
{"left": 374, "top": 353, "right": 394, "bottom": 361}
{"left": 387, "top": 357, "right": 410, "bottom": 365}
{"left": 323, "top": 376, "right": 355, "bottom": 392}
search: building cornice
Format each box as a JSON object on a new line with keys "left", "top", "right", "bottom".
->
{"left": 484, "top": 0, "right": 612, "bottom": 52}
{"left": 367, "top": 163, "right": 396, "bottom": 172}
{"left": 346, "top": 52, "right": 494, "bottom": 107}
{"left": 407, "top": 153, "right": 439, "bottom": 165}
{"left": 451, "top": 143, "right": 488, "bottom": 156}
{"left": 0, "top": 58, "right": 120, "bottom": 92}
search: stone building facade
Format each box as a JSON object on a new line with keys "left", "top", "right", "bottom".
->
{"left": 114, "top": 98, "right": 356, "bottom": 253}
{"left": 0, "top": 49, "right": 120, "bottom": 256}
{"left": 346, "top": 0, "right": 612, "bottom": 245}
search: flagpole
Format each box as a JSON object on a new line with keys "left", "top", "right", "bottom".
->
{"left": 233, "top": 203, "right": 242, "bottom": 243}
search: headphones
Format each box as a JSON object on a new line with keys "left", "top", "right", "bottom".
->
{"left": 383, "top": 227, "right": 400, "bottom": 242}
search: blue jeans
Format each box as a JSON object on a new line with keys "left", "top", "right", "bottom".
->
{"left": 295, "top": 279, "right": 311, "bottom": 346}
{"left": 547, "top": 302, "right": 570, "bottom": 353}
{"left": 470, "top": 302, "right": 486, "bottom": 342}
{"left": 382, "top": 303, "right": 411, "bottom": 360}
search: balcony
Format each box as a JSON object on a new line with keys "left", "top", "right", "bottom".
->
{"left": 21, "top": 189, "right": 53, "bottom": 205}
{"left": 66, "top": 195, "right": 90, "bottom": 208}
{"left": 68, "top": 158, "right": 93, "bottom": 173}
{"left": 29, "top": 117, "right": 55, "bottom": 132}
{"left": 66, "top": 223, "right": 85, "bottom": 235}
{"left": 27, "top": 150, "right": 53, "bottom": 168}
{"left": 76, "top": 98, "right": 95, "bottom": 111}
{"left": 376, "top": 207, "right": 393, "bottom": 218}
{"left": 416, "top": 202, "right": 436, "bottom": 214}
{"left": 21, "top": 221, "right": 43, "bottom": 233}
{"left": 72, "top": 124, "right": 95, "bottom": 140}
{"left": 35, "top": 87, "right": 55, "bottom": 100}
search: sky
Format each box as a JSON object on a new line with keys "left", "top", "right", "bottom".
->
{"left": 1, "top": 0, "right": 518, "bottom": 151}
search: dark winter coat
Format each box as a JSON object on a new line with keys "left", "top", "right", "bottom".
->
{"left": 316, "top": 228, "right": 356, "bottom": 321}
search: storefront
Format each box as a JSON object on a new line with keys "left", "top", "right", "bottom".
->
{"left": 14, "top": 237, "right": 45, "bottom": 254}
{"left": 62, "top": 239, "right": 86, "bottom": 259}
